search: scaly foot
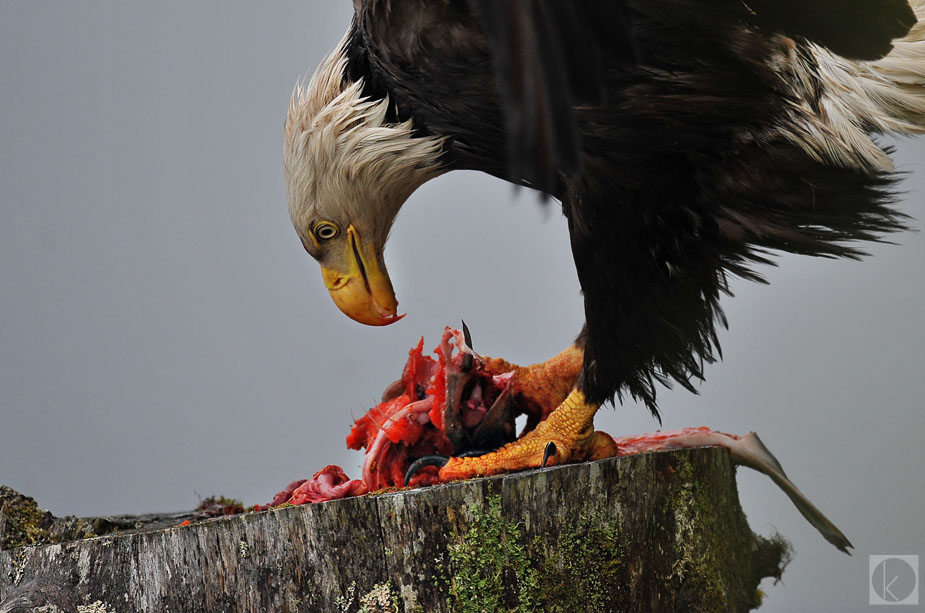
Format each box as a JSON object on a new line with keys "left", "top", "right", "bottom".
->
{"left": 483, "top": 344, "right": 583, "bottom": 422}
{"left": 438, "top": 389, "right": 617, "bottom": 480}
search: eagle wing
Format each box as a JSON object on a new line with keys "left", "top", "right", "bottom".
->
{"left": 350, "top": 0, "right": 917, "bottom": 412}
{"left": 353, "top": 0, "right": 636, "bottom": 194}
{"left": 352, "top": 0, "right": 913, "bottom": 195}
{"left": 468, "top": 0, "right": 638, "bottom": 194}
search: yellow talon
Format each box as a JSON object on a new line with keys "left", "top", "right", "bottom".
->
{"left": 438, "top": 389, "right": 613, "bottom": 480}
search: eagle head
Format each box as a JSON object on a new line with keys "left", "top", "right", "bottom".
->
{"left": 284, "top": 34, "right": 445, "bottom": 326}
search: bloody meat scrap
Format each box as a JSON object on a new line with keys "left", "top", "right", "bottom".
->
{"left": 257, "top": 327, "right": 533, "bottom": 507}
{"left": 347, "top": 327, "right": 532, "bottom": 490}
{"left": 253, "top": 328, "right": 853, "bottom": 553}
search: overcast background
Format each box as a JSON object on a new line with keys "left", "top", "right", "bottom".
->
{"left": 1, "top": 3, "right": 923, "bottom": 610}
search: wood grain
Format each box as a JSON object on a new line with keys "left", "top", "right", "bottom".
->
{"left": 1, "top": 448, "right": 789, "bottom": 612}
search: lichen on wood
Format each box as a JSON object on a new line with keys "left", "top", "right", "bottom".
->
{"left": 0, "top": 487, "right": 100, "bottom": 551}
{"left": 1, "top": 448, "right": 790, "bottom": 612}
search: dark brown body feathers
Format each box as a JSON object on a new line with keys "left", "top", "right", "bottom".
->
{"left": 347, "top": 0, "right": 915, "bottom": 414}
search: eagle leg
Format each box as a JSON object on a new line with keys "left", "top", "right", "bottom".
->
{"left": 438, "top": 388, "right": 617, "bottom": 480}
{"left": 482, "top": 343, "right": 585, "bottom": 428}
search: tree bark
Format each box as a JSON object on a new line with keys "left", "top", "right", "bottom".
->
{"left": 1, "top": 448, "right": 789, "bottom": 612}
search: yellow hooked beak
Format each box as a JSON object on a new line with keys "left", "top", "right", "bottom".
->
{"left": 320, "top": 225, "right": 403, "bottom": 326}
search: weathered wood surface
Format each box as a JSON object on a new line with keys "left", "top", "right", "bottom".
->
{"left": 1, "top": 448, "right": 789, "bottom": 612}
{"left": 0, "top": 486, "right": 209, "bottom": 552}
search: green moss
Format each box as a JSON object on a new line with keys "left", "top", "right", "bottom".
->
{"left": 538, "top": 512, "right": 628, "bottom": 612}
{"left": 434, "top": 494, "right": 627, "bottom": 612}
{"left": 666, "top": 456, "right": 731, "bottom": 610}
{"left": 434, "top": 494, "right": 539, "bottom": 612}
{"left": 0, "top": 486, "right": 58, "bottom": 549}
{"left": 196, "top": 495, "right": 245, "bottom": 517}
{"left": 662, "top": 454, "right": 790, "bottom": 612}
{"left": 431, "top": 454, "right": 789, "bottom": 612}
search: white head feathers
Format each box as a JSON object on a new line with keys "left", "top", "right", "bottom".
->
{"left": 284, "top": 31, "right": 446, "bottom": 253}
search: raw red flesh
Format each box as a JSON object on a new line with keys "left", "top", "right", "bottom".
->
{"left": 613, "top": 427, "right": 853, "bottom": 552}
{"left": 256, "top": 327, "right": 519, "bottom": 506}
{"left": 253, "top": 331, "right": 852, "bottom": 553}
{"left": 350, "top": 328, "right": 518, "bottom": 490}
{"left": 261, "top": 480, "right": 307, "bottom": 509}
{"left": 289, "top": 465, "right": 368, "bottom": 504}
{"left": 253, "top": 466, "right": 367, "bottom": 511}
{"left": 612, "top": 427, "right": 740, "bottom": 455}
{"left": 258, "top": 333, "right": 741, "bottom": 507}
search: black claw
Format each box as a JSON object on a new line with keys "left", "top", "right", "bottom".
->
{"left": 461, "top": 320, "right": 473, "bottom": 349}
{"left": 542, "top": 442, "right": 557, "bottom": 468}
{"left": 456, "top": 449, "right": 489, "bottom": 458}
{"left": 461, "top": 352, "right": 474, "bottom": 373}
{"left": 404, "top": 455, "right": 449, "bottom": 486}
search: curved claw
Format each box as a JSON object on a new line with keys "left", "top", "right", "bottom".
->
{"left": 403, "top": 450, "right": 491, "bottom": 486}
{"left": 460, "top": 322, "right": 474, "bottom": 372}
{"left": 461, "top": 320, "right": 473, "bottom": 349}
{"left": 404, "top": 455, "right": 449, "bottom": 486}
{"left": 542, "top": 442, "right": 557, "bottom": 468}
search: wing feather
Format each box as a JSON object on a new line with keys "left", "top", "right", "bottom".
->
{"left": 473, "top": 0, "right": 637, "bottom": 193}
{"left": 353, "top": 0, "right": 915, "bottom": 194}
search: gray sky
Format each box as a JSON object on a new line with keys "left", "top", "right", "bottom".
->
{"left": 1, "top": 3, "right": 923, "bottom": 610}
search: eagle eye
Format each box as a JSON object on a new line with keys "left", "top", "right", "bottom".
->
{"left": 314, "top": 222, "right": 339, "bottom": 241}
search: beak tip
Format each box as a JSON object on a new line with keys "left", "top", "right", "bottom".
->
{"left": 376, "top": 312, "right": 405, "bottom": 326}
{"left": 343, "top": 309, "right": 405, "bottom": 327}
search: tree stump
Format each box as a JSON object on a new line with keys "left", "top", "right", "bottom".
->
{"left": 1, "top": 448, "right": 789, "bottom": 612}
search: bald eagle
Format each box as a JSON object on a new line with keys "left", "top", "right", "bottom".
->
{"left": 284, "top": 0, "right": 924, "bottom": 478}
